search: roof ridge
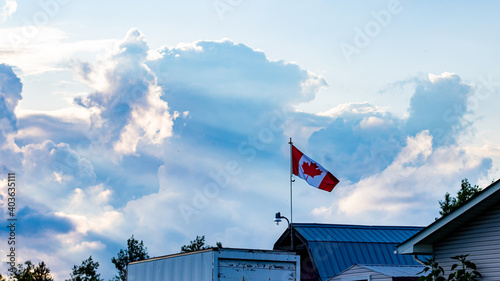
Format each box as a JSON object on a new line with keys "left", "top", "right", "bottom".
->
{"left": 293, "top": 223, "right": 424, "bottom": 229}
{"left": 359, "top": 264, "right": 424, "bottom": 267}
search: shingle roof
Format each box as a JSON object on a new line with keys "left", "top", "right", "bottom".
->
{"left": 276, "top": 223, "right": 425, "bottom": 281}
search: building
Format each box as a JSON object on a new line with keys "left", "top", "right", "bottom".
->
{"left": 396, "top": 179, "right": 500, "bottom": 280}
{"left": 328, "top": 264, "right": 425, "bottom": 281}
{"left": 126, "top": 248, "right": 300, "bottom": 281}
{"left": 274, "top": 223, "right": 424, "bottom": 281}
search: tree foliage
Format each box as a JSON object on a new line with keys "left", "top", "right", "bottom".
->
{"left": 439, "top": 179, "right": 481, "bottom": 217}
{"left": 419, "top": 255, "right": 482, "bottom": 281}
{"left": 111, "top": 235, "right": 149, "bottom": 281}
{"left": 66, "top": 256, "right": 103, "bottom": 281}
{"left": 418, "top": 256, "right": 445, "bottom": 281}
{"left": 447, "top": 255, "right": 482, "bottom": 281}
{"left": 180, "top": 235, "right": 222, "bottom": 253}
{"left": 10, "top": 260, "right": 53, "bottom": 281}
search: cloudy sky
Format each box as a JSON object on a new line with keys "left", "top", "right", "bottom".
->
{"left": 1, "top": 0, "right": 500, "bottom": 279}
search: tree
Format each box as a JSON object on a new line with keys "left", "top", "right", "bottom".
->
{"left": 10, "top": 260, "right": 53, "bottom": 281}
{"left": 439, "top": 179, "right": 481, "bottom": 217}
{"left": 419, "top": 256, "right": 445, "bottom": 281}
{"left": 67, "top": 256, "right": 102, "bottom": 281}
{"left": 111, "top": 235, "right": 149, "bottom": 281}
{"left": 419, "top": 255, "right": 482, "bottom": 281}
{"left": 180, "top": 235, "right": 222, "bottom": 253}
{"left": 447, "top": 255, "right": 482, "bottom": 281}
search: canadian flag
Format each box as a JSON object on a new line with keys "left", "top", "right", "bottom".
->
{"left": 292, "top": 145, "right": 339, "bottom": 192}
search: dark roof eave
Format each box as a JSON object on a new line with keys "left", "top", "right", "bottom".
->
{"left": 396, "top": 179, "right": 500, "bottom": 255}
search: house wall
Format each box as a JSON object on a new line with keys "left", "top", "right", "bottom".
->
{"left": 329, "top": 265, "right": 391, "bottom": 281}
{"left": 127, "top": 250, "right": 215, "bottom": 281}
{"left": 434, "top": 202, "right": 500, "bottom": 280}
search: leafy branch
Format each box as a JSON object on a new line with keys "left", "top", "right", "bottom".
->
{"left": 419, "top": 255, "right": 482, "bottom": 281}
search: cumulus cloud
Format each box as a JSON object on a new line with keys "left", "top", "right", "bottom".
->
{"left": 21, "top": 140, "right": 96, "bottom": 189}
{"left": 148, "top": 38, "right": 326, "bottom": 152}
{"left": 74, "top": 29, "right": 174, "bottom": 156}
{"left": 0, "top": 64, "right": 22, "bottom": 133}
{"left": 309, "top": 102, "right": 404, "bottom": 182}
{"left": 0, "top": 26, "right": 495, "bottom": 281}
{"left": 0, "top": 0, "right": 16, "bottom": 21}
{"left": 306, "top": 73, "right": 477, "bottom": 183}
{"left": 0, "top": 63, "right": 22, "bottom": 173}
{"left": 406, "top": 72, "right": 472, "bottom": 146}
{"left": 312, "top": 131, "right": 492, "bottom": 225}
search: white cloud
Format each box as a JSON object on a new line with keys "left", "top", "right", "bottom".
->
{"left": 0, "top": 0, "right": 16, "bottom": 21}
{"left": 360, "top": 116, "right": 392, "bottom": 129}
{"left": 318, "top": 102, "right": 386, "bottom": 118}
{"left": 0, "top": 63, "right": 22, "bottom": 172}
{"left": 0, "top": 27, "right": 114, "bottom": 75}
{"left": 74, "top": 29, "right": 174, "bottom": 156}
{"left": 312, "top": 130, "right": 492, "bottom": 225}
{"left": 1, "top": 25, "right": 497, "bottom": 281}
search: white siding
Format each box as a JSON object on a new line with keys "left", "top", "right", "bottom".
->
{"left": 127, "top": 251, "right": 215, "bottom": 281}
{"left": 329, "top": 265, "right": 391, "bottom": 281}
{"left": 434, "top": 203, "right": 500, "bottom": 280}
{"left": 127, "top": 249, "right": 300, "bottom": 281}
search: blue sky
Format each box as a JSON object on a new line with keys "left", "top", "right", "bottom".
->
{"left": 1, "top": 0, "right": 500, "bottom": 280}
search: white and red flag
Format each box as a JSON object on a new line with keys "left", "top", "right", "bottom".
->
{"left": 291, "top": 145, "right": 339, "bottom": 192}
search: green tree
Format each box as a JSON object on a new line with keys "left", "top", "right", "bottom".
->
{"left": 439, "top": 179, "right": 481, "bottom": 217}
{"left": 180, "top": 235, "right": 222, "bottom": 253}
{"left": 419, "top": 256, "right": 446, "bottom": 281}
{"left": 67, "top": 256, "right": 103, "bottom": 281}
{"left": 419, "top": 255, "right": 482, "bottom": 281}
{"left": 10, "top": 260, "right": 53, "bottom": 281}
{"left": 447, "top": 255, "right": 482, "bottom": 281}
{"left": 111, "top": 235, "right": 149, "bottom": 281}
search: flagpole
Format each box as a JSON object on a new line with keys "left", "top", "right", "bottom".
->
{"left": 289, "top": 137, "right": 294, "bottom": 251}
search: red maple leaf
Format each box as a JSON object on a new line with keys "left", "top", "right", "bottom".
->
{"left": 302, "top": 161, "right": 322, "bottom": 179}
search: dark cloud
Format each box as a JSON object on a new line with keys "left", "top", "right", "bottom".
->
{"left": 16, "top": 113, "right": 89, "bottom": 148}
{"left": 308, "top": 103, "right": 404, "bottom": 182}
{"left": 406, "top": 73, "right": 472, "bottom": 146}
{"left": 149, "top": 39, "right": 325, "bottom": 156}
{"left": 1, "top": 206, "right": 74, "bottom": 235}
{"left": 22, "top": 140, "right": 96, "bottom": 197}
{"left": 0, "top": 63, "right": 22, "bottom": 173}
{"left": 1, "top": 28, "right": 494, "bottom": 281}
{"left": 306, "top": 73, "right": 478, "bottom": 183}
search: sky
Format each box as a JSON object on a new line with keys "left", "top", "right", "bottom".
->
{"left": 1, "top": 0, "right": 500, "bottom": 280}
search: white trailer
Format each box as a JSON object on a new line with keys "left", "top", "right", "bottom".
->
{"left": 126, "top": 248, "right": 300, "bottom": 281}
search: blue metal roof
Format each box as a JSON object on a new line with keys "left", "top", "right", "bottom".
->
{"left": 360, "top": 264, "right": 425, "bottom": 277}
{"left": 289, "top": 224, "right": 425, "bottom": 281}
{"left": 329, "top": 264, "right": 425, "bottom": 280}
{"left": 293, "top": 223, "right": 423, "bottom": 243}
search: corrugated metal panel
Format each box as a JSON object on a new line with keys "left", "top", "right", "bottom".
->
{"left": 127, "top": 250, "right": 214, "bottom": 281}
{"left": 308, "top": 242, "right": 419, "bottom": 280}
{"left": 127, "top": 248, "right": 300, "bottom": 281}
{"left": 434, "top": 202, "right": 500, "bottom": 280}
{"left": 329, "top": 264, "right": 424, "bottom": 281}
{"left": 218, "top": 259, "right": 297, "bottom": 280}
{"left": 294, "top": 224, "right": 423, "bottom": 243}
{"left": 329, "top": 264, "right": 393, "bottom": 281}
{"left": 274, "top": 224, "right": 423, "bottom": 281}
{"left": 360, "top": 265, "right": 425, "bottom": 277}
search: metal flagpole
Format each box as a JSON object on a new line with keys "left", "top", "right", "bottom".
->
{"left": 289, "top": 137, "right": 294, "bottom": 251}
